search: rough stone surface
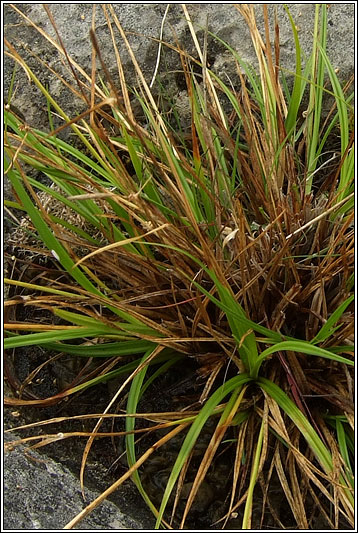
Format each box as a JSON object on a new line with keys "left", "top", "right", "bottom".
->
{"left": 3, "top": 3, "right": 355, "bottom": 531}
{"left": 4, "top": 432, "right": 145, "bottom": 530}
{"left": 4, "top": 3, "right": 354, "bottom": 135}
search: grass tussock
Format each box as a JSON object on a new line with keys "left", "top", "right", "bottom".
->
{"left": 4, "top": 4, "right": 354, "bottom": 530}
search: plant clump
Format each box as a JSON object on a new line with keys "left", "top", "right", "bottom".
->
{"left": 4, "top": 4, "right": 354, "bottom": 530}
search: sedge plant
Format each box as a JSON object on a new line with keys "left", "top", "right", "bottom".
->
{"left": 4, "top": 4, "right": 354, "bottom": 529}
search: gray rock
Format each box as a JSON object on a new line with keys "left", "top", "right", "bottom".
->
{"left": 4, "top": 431, "right": 146, "bottom": 530}
{"left": 4, "top": 4, "right": 354, "bottom": 134}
